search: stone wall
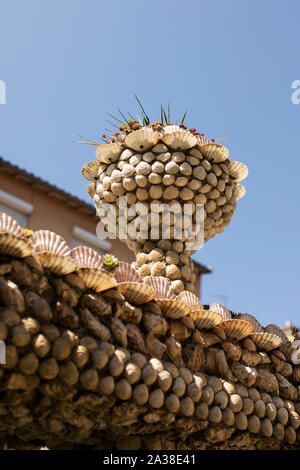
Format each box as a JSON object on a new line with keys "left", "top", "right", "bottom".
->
{"left": 0, "top": 254, "right": 299, "bottom": 450}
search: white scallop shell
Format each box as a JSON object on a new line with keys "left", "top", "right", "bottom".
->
{"left": 86, "top": 183, "right": 95, "bottom": 198}
{"left": 96, "top": 143, "right": 123, "bottom": 164}
{"left": 0, "top": 233, "right": 33, "bottom": 258}
{"left": 249, "top": 332, "right": 282, "bottom": 352}
{"left": 70, "top": 246, "right": 103, "bottom": 269}
{"left": 36, "top": 253, "right": 77, "bottom": 276}
{"left": 233, "top": 184, "right": 246, "bottom": 200}
{"left": 240, "top": 314, "right": 264, "bottom": 333}
{"left": 81, "top": 161, "right": 100, "bottom": 181}
{"left": 219, "top": 319, "right": 254, "bottom": 340}
{"left": 156, "top": 299, "right": 190, "bottom": 319}
{"left": 198, "top": 144, "right": 229, "bottom": 163}
{"left": 228, "top": 161, "right": 248, "bottom": 182}
{"left": 31, "top": 230, "right": 70, "bottom": 256}
{"left": 145, "top": 276, "right": 176, "bottom": 300}
{"left": 210, "top": 303, "right": 231, "bottom": 321}
{"left": 265, "top": 324, "right": 289, "bottom": 345}
{"left": 190, "top": 310, "right": 222, "bottom": 330}
{"left": 162, "top": 130, "right": 197, "bottom": 151}
{"left": 177, "top": 291, "right": 203, "bottom": 311}
{"left": 0, "top": 212, "right": 23, "bottom": 236}
{"left": 124, "top": 129, "right": 160, "bottom": 152}
{"left": 117, "top": 282, "right": 155, "bottom": 304}
{"left": 77, "top": 268, "right": 117, "bottom": 292}
{"left": 114, "top": 261, "right": 141, "bottom": 283}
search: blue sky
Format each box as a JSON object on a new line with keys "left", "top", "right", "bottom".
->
{"left": 0, "top": 0, "right": 299, "bottom": 327}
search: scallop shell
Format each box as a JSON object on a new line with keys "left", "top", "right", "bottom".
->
{"left": 265, "top": 324, "right": 289, "bottom": 345}
{"left": 228, "top": 161, "right": 248, "bottom": 182}
{"left": 145, "top": 276, "right": 176, "bottom": 300}
{"left": 219, "top": 319, "right": 253, "bottom": 340}
{"left": 233, "top": 184, "right": 246, "bottom": 200}
{"left": 30, "top": 230, "right": 76, "bottom": 275}
{"left": 0, "top": 233, "right": 33, "bottom": 258}
{"left": 117, "top": 282, "right": 155, "bottom": 304}
{"left": 162, "top": 131, "right": 197, "bottom": 151}
{"left": 36, "top": 253, "right": 77, "bottom": 276}
{"left": 198, "top": 143, "right": 229, "bottom": 163}
{"left": 86, "top": 183, "right": 95, "bottom": 198}
{"left": 190, "top": 310, "right": 222, "bottom": 330}
{"left": 210, "top": 303, "right": 231, "bottom": 321}
{"left": 70, "top": 246, "right": 103, "bottom": 269}
{"left": 77, "top": 268, "right": 116, "bottom": 292}
{"left": 156, "top": 299, "right": 190, "bottom": 319}
{"left": 81, "top": 161, "right": 100, "bottom": 181}
{"left": 31, "top": 230, "right": 70, "bottom": 256}
{"left": 114, "top": 261, "right": 141, "bottom": 283}
{"left": 177, "top": 291, "right": 203, "bottom": 311}
{"left": 96, "top": 143, "right": 123, "bottom": 164}
{"left": 0, "top": 212, "right": 23, "bottom": 236}
{"left": 124, "top": 129, "right": 160, "bottom": 152}
{"left": 249, "top": 332, "right": 282, "bottom": 352}
{"left": 240, "top": 314, "right": 264, "bottom": 333}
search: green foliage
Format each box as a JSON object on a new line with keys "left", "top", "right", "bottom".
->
{"left": 103, "top": 254, "right": 119, "bottom": 271}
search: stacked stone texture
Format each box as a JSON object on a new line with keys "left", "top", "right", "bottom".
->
{"left": 0, "top": 257, "right": 299, "bottom": 450}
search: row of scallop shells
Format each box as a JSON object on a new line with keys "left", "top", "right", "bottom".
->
{"left": 0, "top": 212, "right": 288, "bottom": 351}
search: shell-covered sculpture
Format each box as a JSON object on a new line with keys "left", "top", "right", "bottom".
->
{"left": 81, "top": 105, "right": 248, "bottom": 295}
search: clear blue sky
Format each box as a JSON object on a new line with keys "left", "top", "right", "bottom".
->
{"left": 0, "top": 0, "right": 299, "bottom": 327}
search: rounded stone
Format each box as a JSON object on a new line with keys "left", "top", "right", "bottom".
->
{"left": 136, "top": 161, "right": 151, "bottom": 176}
{"left": 180, "top": 396, "right": 195, "bottom": 417}
{"left": 202, "top": 385, "right": 214, "bottom": 405}
{"left": 235, "top": 412, "right": 248, "bottom": 430}
{"left": 122, "top": 164, "right": 135, "bottom": 177}
{"left": 261, "top": 418, "right": 273, "bottom": 437}
{"left": 214, "top": 391, "right": 228, "bottom": 410}
{"left": 196, "top": 402, "right": 209, "bottom": 420}
{"left": 132, "top": 383, "right": 149, "bottom": 405}
{"left": 165, "top": 393, "right": 180, "bottom": 413}
{"left": 115, "top": 379, "right": 132, "bottom": 400}
{"left": 149, "top": 388, "right": 165, "bottom": 409}
{"left": 229, "top": 394, "right": 243, "bottom": 413}
{"left": 209, "top": 406, "right": 222, "bottom": 423}
{"left": 222, "top": 408, "right": 235, "bottom": 426}
{"left": 248, "top": 415, "right": 261, "bottom": 434}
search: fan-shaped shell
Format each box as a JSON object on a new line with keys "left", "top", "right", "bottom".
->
{"left": 145, "top": 276, "right": 176, "bottom": 300}
{"left": 124, "top": 129, "right": 160, "bottom": 152}
{"left": 114, "top": 261, "right": 141, "bottom": 283}
{"left": 198, "top": 143, "right": 229, "bottom": 163}
{"left": 228, "top": 161, "right": 248, "bottom": 182}
{"left": 96, "top": 143, "right": 123, "bottom": 164}
{"left": 70, "top": 246, "right": 103, "bottom": 269}
{"left": 249, "top": 332, "right": 282, "bottom": 352}
{"left": 240, "top": 314, "right": 264, "bottom": 333}
{"left": 177, "top": 291, "right": 203, "bottom": 311}
{"left": 0, "top": 212, "right": 23, "bottom": 236}
{"left": 31, "top": 230, "right": 70, "bottom": 256}
{"left": 36, "top": 253, "right": 77, "bottom": 276}
{"left": 86, "top": 183, "right": 95, "bottom": 198}
{"left": 219, "top": 319, "right": 253, "bottom": 340}
{"left": 233, "top": 184, "right": 246, "bottom": 200}
{"left": 156, "top": 299, "right": 190, "bottom": 319}
{"left": 117, "top": 282, "right": 155, "bottom": 304}
{"left": 162, "top": 131, "right": 197, "bottom": 151}
{"left": 0, "top": 233, "right": 33, "bottom": 258}
{"left": 81, "top": 161, "right": 100, "bottom": 181}
{"left": 77, "top": 268, "right": 116, "bottom": 292}
{"left": 265, "top": 324, "right": 289, "bottom": 345}
{"left": 190, "top": 310, "right": 222, "bottom": 330}
{"left": 210, "top": 303, "right": 231, "bottom": 321}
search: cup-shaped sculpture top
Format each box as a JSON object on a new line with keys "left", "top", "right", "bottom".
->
{"left": 82, "top": 122, "right": 248, "bottom": 294}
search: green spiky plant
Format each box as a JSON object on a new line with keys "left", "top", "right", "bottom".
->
{"left": 103, "top": 254, "right": 119, "bottom": 271}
